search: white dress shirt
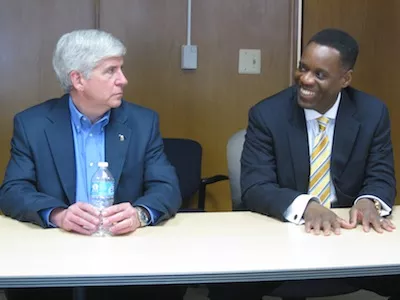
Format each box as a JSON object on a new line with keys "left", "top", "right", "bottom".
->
{"left": 284, "top": 93, "right": 391, "bottom": 224}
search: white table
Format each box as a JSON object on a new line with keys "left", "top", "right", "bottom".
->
{"left": 1, "top": 208, "right": 400, "bottom": 288}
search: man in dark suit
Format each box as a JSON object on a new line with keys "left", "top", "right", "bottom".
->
{"left": 0, "top": 29, "right": 183, "bottom": 300}
{"left": 210, "top": 28, "right": 400, "bottom": 300}
{"left": 242, "top": 28, "right": 396, "bottom": 234}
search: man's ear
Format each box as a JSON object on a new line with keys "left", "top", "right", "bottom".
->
{"left": 341, "top": 69, "right": 353, "bottom": 88}
{"left": 70, "top": 71, "right": 85, "bottom": 91}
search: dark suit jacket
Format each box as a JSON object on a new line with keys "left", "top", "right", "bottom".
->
{"left": 0, "top": 94, "right": 182, "bottom": 227}
{"left": 241, "top": 86, "right": 396, "bottom": 221}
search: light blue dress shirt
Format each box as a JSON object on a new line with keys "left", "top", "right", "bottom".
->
{"left": 70, "top": 97, "right": 110, "bottom": 203}
{"left": 39, "top": 97, "right": 160, "bottom": 226}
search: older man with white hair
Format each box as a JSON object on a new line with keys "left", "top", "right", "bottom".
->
{"left": 0, "top": 29, "right": 183, "bottom": 300}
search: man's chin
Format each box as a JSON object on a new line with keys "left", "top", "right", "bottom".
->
{"left": 297, "top": 97, "right": 316, "bottom": 109}
{"left": 109, "top": 98, "right": 122, "bottom": 108}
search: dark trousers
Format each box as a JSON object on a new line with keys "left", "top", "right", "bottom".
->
{"left": 348, "top": 275, "right": 400, "bottom": 299}
{"left": 5, "top": 285, "right": 186, "bottom": 300}
{"left": 208, "top": 281, "right": 281, "bottom": 300}
{"left": 207, "top": 275, "right": 400, "bottom": 300}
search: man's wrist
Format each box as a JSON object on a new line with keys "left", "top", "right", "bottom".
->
{"left": 134, "top": 206, "right": 151, "bottom": 227}
{"left": 49, "top": 208, "right": 66, "bottom": 227}
{"left": 356, "top": 198, "right": 381, "bottom": 214}
{"left": 304, "top": 198, "right": 319, "bottom": 210}
{"left": 371, "top": 199, "right": 382, "bottom": 215}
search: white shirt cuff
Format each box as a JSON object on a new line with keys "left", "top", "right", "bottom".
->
{"left": 354, "top": 195, "right": 391, "bottom": 217}
{"left": 283, "top": 194, "right": 318, "bottom": 225}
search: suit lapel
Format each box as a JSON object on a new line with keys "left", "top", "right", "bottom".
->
{"left": 105, "top": 103, "right": 131, "bottom": 188}
{"left": 331, "top": 89, "right": 360, "bottom": 179}
{"left": 44, "top": 95, "right": 76, "bottom": 204}
{"left": 287, "top": 90, "right": 310, "bottom": 193}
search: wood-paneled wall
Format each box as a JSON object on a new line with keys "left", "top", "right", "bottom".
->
{"left": 0, "top": 0, "right": 96, "bottom": 184}
{"left": 303, "top": 0, "right": 400, "bottom": 203}
{"left": 0, "top": 0, "right": 296, "bottom": 211}
{"left": 99, "top": 0, "right": 296, "bottom": 210}
{"left": 3, "top": 1, "right": 398, "bottom": 210}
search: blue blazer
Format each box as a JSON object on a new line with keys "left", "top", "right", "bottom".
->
{"left": 0, "top": 94, "right": 182, "bottom": 227}
{"left": 241, "top": 86, "right": 396, "bottom": 220}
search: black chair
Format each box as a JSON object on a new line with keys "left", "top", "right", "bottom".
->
{"left": 163, "top": 138, "right": 228, "bottom": 211}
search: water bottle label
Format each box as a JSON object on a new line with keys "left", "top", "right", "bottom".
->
{"left": 90, "top": 181, "right": 114, "bottom": 198}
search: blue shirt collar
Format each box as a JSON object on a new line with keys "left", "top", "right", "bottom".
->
{"left": 69, "top": 96, "right": 110, "bottom": 133}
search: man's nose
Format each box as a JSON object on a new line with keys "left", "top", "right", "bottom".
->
{"left": 116, "top": 70, "right": 128, "bottom": 86}
{"left": 300, "top": 71, "right": 315, "bottom": 85}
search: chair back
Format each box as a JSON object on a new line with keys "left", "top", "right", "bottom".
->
{"left": 163, "top": 138, "right": 202, "bottom": 208}
{"left": 226, "top": 129, "right": 246, "bottom": 210}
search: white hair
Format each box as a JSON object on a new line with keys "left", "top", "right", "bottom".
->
{"left": 52, "top": 29, "right": 126, "bottom": 92}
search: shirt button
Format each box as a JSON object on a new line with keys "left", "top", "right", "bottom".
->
{"left": 89, "top": 162, "right": 94, "bottom": 167}
{"left": 89, "top": 133, "right": 93, "bottom": 137}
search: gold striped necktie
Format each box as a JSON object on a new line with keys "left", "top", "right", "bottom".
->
{"left": 308, "top": 116, "right": 331, "bottom": 208}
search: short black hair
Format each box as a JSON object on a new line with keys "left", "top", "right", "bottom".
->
{"left": 307, "top": 28, "right": 359, "bottom": 70}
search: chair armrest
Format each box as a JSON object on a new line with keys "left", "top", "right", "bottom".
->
{"left": 201, "top": 175, "right": 229, "bottom": 185}
{"left": 198, "top": 175, "right": 229, "bottom": 211}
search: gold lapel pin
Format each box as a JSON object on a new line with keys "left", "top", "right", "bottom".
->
{"left": 118, "top": 134, "right": 125, "bottom": 142}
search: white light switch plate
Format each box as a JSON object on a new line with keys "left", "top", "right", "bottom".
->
{"left": 238, "top": 49, "right": 261, "bottom": 74}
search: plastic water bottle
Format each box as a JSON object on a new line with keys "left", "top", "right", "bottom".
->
{"left": 90, "top": 162, "right": 114, "bottom": 236}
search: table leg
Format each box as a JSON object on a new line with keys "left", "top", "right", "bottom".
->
{"left": 73, "top": 287, "right": 85, "bottom": 300}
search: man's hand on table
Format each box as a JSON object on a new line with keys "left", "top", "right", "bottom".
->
{"left": 303, "top": 201, "right": 353, "bottom": 235}
{"left": 102, "top": 203, "right": 141, "bottom": 235}
{"left": 50, "top": 202, "right": 100, "bottom": 235}
{"left": 350, "top": 198, "right": 395, "bottom": 233}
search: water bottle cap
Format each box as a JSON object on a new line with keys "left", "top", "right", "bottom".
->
{"left": 98, "top": 162, "right": 109, "bottom": 168}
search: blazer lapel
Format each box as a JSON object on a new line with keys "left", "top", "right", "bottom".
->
{"left": 105, "top": 103, "right": 131, "bottom": 188}
{"left": 44, "top": 95, "right": 76, "bottom": 204}
{"left": 287, "top": 91, "right": 310, "bottom": 193}
{"left": 331, "top": 89, "right": 360, "bottom": 179}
